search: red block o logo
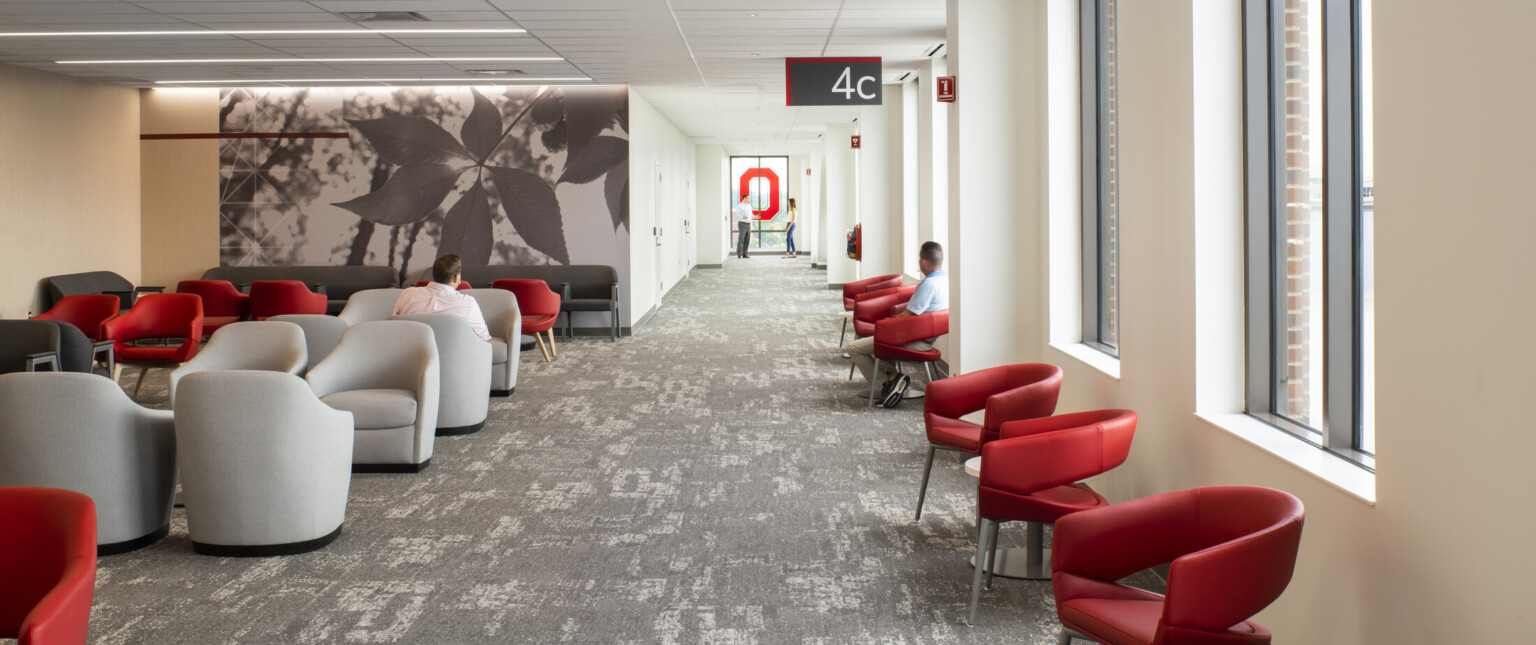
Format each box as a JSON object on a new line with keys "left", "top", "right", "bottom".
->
{"left": 738, "top": 168, "right": 781, "bottom": 220}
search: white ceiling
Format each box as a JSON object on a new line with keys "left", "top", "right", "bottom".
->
{"left": 0, "top": 0, "right": 945, "bottom": 145}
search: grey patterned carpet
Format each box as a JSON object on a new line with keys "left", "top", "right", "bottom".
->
{"left": 90, "top": 258, "right": 1158, "bottom": 644}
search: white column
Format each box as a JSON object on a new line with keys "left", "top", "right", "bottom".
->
{"left": 824, "top": 122, "right": 859, "bottom": 285}
{"left": 694, "top": 144, "right": 727, "bottom": 267}
{"left": 857, "top": 99, "right": 901, "bottom": 278}
{"left": 917, "top": 55, "right": 950, "bottom": 249}
{"left": 901, "top": 80, "right": 919, "bottom": 277}
{"left": 946, "top": 0, "right": 1049, "bottom": 373}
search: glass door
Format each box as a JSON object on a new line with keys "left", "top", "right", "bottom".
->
{"left": 729, "top": 156, "right": 791, "bottom": 250}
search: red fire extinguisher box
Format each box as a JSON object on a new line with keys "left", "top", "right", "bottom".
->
{"left": 846, "top": 224, "right": 861, "bottom": 261}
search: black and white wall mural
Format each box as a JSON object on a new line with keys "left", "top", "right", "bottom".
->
{"left": 218, "top": 85, "right": 629, "bottom": 286}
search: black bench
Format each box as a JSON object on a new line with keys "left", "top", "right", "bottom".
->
{"left": 201, "top": 265, "right": 400, "bottom": 316}
{"left": 41, "top": 271, "right": 164, "bottom": 314}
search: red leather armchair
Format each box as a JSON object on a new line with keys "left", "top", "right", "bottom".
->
{"left": 415, "top": 279, "right": 473, "bottom": 290}
{"left": 0, "top": 486, "right": 97, "bottom": 645}
{"left": 31, "top": 295, "right": 119, "bottom": 341}
{"left": 175, "top": 280, "right": 249, "bottom": 334}
{"left": 100, "top": 293, "right": 203, "bottom": 396}
{"left": 840, "top": 284, "right": 915, "bottom": 346}
{"left": 969, "top": 409, "right": 1138, "bottom": 625}
{"left": 1052, "top": 486, "right": 1305, "bottom": 645}
{"left": 494, "top": 279, "right": 561, "bottom": 362}
{"left": 248, "top": 280, "right": 327, "bottom": 321}
{"left": 866, "top": 309, "right": 949, "bottom": 407}
{"left": 915, "top": 363, "right": 1063, "bottom": 520}
{"left": 841, "top": 274, "right": 903, "bottom": 310}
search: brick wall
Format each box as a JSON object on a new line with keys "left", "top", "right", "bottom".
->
{"left": 1103, "top": 0, "right": 1120, "bottom": 346}
{"left": 1282, "top": 0, "right": 1314, "bottom": 422}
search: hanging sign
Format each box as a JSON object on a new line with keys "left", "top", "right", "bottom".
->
{"left": 937, "top": 76, "right": 956, "bottom": 102}
{"left": 786, "top": 57, "right": 883, "bottom": 106}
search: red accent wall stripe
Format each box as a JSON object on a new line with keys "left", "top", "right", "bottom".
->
{"left": 140, "top": 132, "right": 350, "bottom": 140}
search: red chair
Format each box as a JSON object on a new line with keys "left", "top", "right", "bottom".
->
{"left": 248, "top": 281, "right": 327, "bottom": 321}
{"left": 969, "top": 410, "right": 1138, "bottom": 625}
{"left": 845, "top": 285, "right": 918, "bottom": 379}
{"left": 915, "top": 363, "right": 1063, "bottom": 520}
{"left": 867, "top": 309, "right": 948, "bottom": 407}
{"left": 1052, "top": 486, "right": 1305, "bottom": 645}
{"left": 175, "top": 280, "right": 249, "bottom": 334}
{"left": 30, "top": 295, "right": 119, "bottom": 341}
{"left": 100, "top": 293, "right": 202, "bottom": 396}
{"left": 841, "top": 274, "right": 903, "bottom": 310}
{"left": 494, "top": 279, "right": 561, "bottom": 362}
{"left": 414, "top": 279, "right": 472, "bottom": 290}
{"left": 0, "top": 486, "right": 97, "bottom": 645}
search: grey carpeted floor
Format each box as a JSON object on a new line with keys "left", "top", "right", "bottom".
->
{"left": 89, "top": 257, "right": 1159, "bottom": 644}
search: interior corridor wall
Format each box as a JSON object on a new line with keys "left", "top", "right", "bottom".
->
{"left": 916, "top": 55, "right": 950, "bottom": 253}
{"left": 140, "top": 88, "right": 219, "bottom": 290}
{"left": 938, "top": 0, "right": 1536, "bottom": 642}
{"left": 0, "top": 64, "right": 142, "bottom": 318}
{"left": 823, "top": 124, "right": 858, "bottom": 285}
{"left": 694, "top": 144, "right": 727, "bottom": 267}
{"left": 629, "top": 88, "right": 697, "bottom": 325}
{"left": 857, "top": 96, "right": 903, "bottom": 279}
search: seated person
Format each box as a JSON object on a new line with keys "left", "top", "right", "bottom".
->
{"left": 845, "top": 241, "right": 949, "bottom": 399}
{"left": 393, "top": 254, "right": 492, "bottom": 342}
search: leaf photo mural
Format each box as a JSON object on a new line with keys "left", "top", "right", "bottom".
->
{"left": 218, "top": 85, "right": 630, "bottom": 285}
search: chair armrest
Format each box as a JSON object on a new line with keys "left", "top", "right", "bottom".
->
{"left": 19, "top": 555, "right": 94, "bottom": 645}
{"left": 981, "top": 415, "right": 1135, "bottom": 495}
{"left": 923, "top": 367, "right": 1010, "bottom": 419}
{"left": 997, "top": 410, "right": 1132, "bottom": 441}
{"left": 24, "top": 352, "right": 59, "bottom": 372}
{"left": 611, "top": 282, "right": 619, "bottom": 305}
{"left": 983, "top": 381, "right": 1062, "bottom": 431}
{"left": 874, "top": 311, "right": 944, "bottom": 346}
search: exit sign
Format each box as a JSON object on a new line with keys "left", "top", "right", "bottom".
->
{"left": 937, "top": 76, "right": 956, "bottom": 102}
{"left": 786, "top": 57, "right": 883, "bottom": 106}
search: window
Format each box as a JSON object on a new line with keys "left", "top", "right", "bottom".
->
{"left": 1243, "top": 0, "right": 1374, "bottom": 469}
{"left": 729, "top": 156, "right": 792, "bottom": 251}
{"left": 1081, "top": 0, "right": 1120, "bottom": 356}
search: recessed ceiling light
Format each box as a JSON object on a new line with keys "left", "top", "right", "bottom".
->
{"left": 153, "top": 77, "right": 591, "bottom": 85}
{"left": 0, "top": 28, "right": 526, "bottom": 38}
{"left": 59, "top": 57, "right": 561, "bottom": 65}
{"left": 751, "top": 53, "right": 760, "bottom": 57}
{"left": 749, "top": 13, "right": 759, "bottom": 17}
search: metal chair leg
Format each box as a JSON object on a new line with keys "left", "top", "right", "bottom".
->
{"left": 924, "top": 362, "right": 934, "bottom": 383}
{"left": 914, "top": 445, "right": 937, "bottom": 521}
{"left": 986, "top": 520, "right": 1002, "bottom": 590}
{"left": 1058, "top": 630, "right": 1074, "bottom": 645}
{"left": 868, "top": 358, "right": 881, "bottom": 407}
{"left": 848, "top": 362, "right": 855, "bottom": 381}
{"left": 839, "top": 318, "right": 848, "bottom": 346}
{"left": 969, "top": 518, "right": 996, "bottom": 626}
{"left": 132, "top": 367, "right": 149, "bottom": 397}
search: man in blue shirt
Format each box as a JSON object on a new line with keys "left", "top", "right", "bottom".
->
{"left": 845, "top": 242, "right": 948, "bottom": 402}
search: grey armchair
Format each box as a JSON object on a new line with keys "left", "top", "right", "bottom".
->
{"left": 337, "top": 288, "right": 404, "bottom": 326}
{"left": 307, "top": 320, "right": 439, "bottom": 473}
{"left": 168, "top": 321, "right": 306, "bottom": 406}
{"left": 174, "top": 370, "right": 353, "bottom": 556}
{"left": 0, "top": 372, "right": 176, "bottom": 554}
{"left": 464, "top": 288, "right": 521, "bottom": 397}
{"left": 393, "top": 313, "right": 491, "bottom": 436}
{"left": 268, "top": 314, "right": 348, "bottom": 374}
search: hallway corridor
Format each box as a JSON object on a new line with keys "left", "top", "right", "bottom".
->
{"left": 90, "top": 258, "right": 1110, "bottom": 644}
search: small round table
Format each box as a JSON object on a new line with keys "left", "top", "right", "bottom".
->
{"left": 965, "top": 457, "right": 1051, "bottom": 580}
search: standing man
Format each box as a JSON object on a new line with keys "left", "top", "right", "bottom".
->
{"left": 733, "top": 193, "right": 754, "bottom": 259}
{"left": 845, "top": 241, "right": 948, "bottom": 406}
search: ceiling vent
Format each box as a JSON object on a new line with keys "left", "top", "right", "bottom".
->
{"left": 338, "top": 11, "right": 431, "bottom": 22}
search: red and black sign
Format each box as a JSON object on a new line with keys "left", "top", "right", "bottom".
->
{"left": 786, "top": 57, "right": 883, "bottom": 106}
{"left": 937, "top": 76, "right": 956, "bottom": 102}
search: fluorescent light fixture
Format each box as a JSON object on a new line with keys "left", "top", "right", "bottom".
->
{"left": 154, "top": 77, "right": 591, "bottom": 85}
{"left": 0, "top": 28, "right": 525, "bottom": 37}
{"left": 61, "top": 57, "right": 562, "bottom": 65}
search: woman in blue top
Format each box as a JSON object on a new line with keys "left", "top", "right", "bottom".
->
{"left": 782, "top": 198, "right": 798, "bottom": 258}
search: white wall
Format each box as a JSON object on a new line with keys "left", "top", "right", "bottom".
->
{"left": 824, "top": 123, "right": 859, "bottom": 285}
{"left": 917, "top": 55, "right": 950, "bottom": 253}
{"left": 857, "top": 97, "right": 904, "bottom": 278}
{"left": 939, "top": 0, "right": 1536, "bottom": 641}
{"left": 901, "top": 80, "right": 920, "bottom": 278}
{"left": 695, "top": 144, "right": 727, "bottom": 267}
{"left": 628, "top": 88, "right": 697, "bottom": 326}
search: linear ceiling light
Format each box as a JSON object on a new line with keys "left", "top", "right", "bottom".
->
{"left": 61, "top": 57, "right": 561, "bottom": 65}
{"left": 154, "top": 77, "right": 591, "bottom": 85}
{"left": 0, "top": 28, "right": 525, "bottom": 37}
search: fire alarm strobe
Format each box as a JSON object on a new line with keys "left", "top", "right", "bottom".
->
{"left": 851, "top": 135, "right": 862, "bottom": 149}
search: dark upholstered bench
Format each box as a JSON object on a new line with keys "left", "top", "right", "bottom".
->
{"left": 432, "top": 265, "right": 621, "bottom": 341}
{"left": 41, "top": 271, "right": 164, "bottom": 313}
{"left": 200, "top": 266, "right": 399, "bottom": 315}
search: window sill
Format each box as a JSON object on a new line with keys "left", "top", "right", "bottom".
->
{"left": 1048, "top": 342, "right": 1121, "bottom": 380}
{"left": 1195, "top": 412, "right": 1377, "bottom": 505}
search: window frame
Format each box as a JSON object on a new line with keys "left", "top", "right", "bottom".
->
{"left": 1080, "top": 0, "right": 1119, "bottom": 357}
{"left": 1242, "top": 0, "right": 1374, "bottom": 471}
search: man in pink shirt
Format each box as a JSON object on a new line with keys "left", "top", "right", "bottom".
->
{"left": 392, "top": 254, "right": 492, "bottom": 342}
